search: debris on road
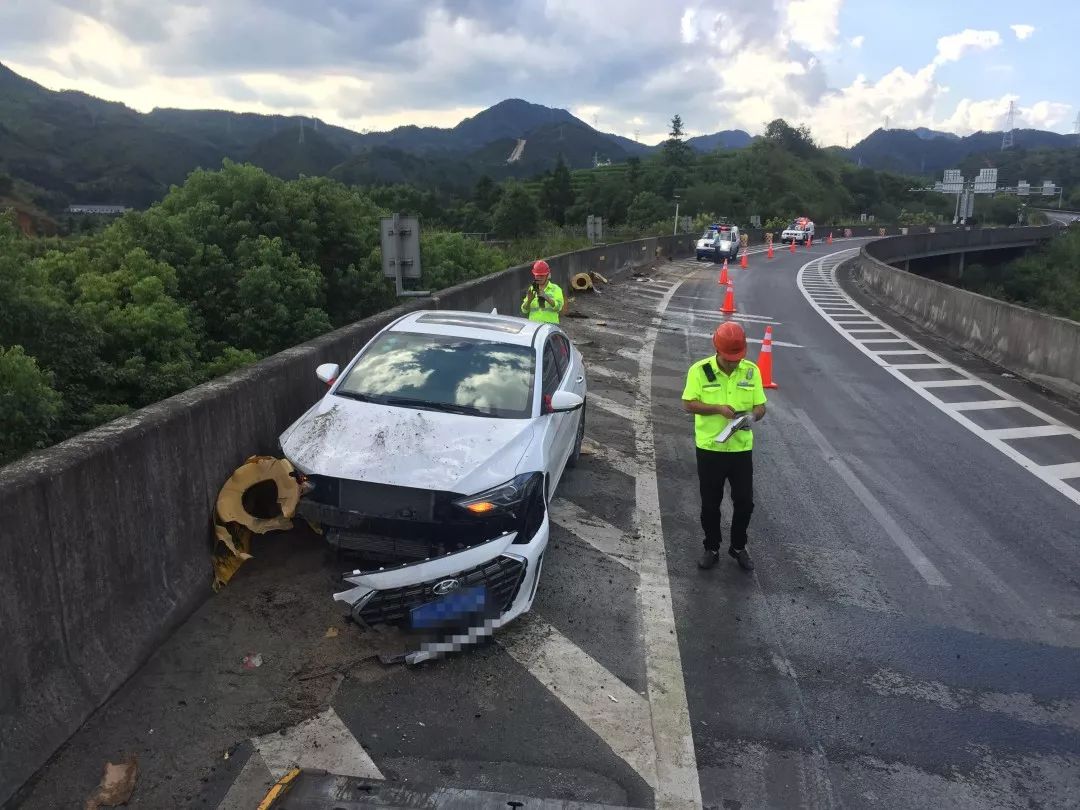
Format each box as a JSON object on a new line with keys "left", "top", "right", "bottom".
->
{"left": 213, "top": 456, "right": 302, "bottom": 590}
{"left": 324, "top": 626, "right": 339, "bottom": 639}
{"left": 241, "top": 652, "right": 263, "bottom": 670}
{"left": 84, "top": 756, "right": 137, "bottom": 809}
{"left": 579, "top": 438, "right": 600, "bottom": 457}
{"left": 571, "top": 272, "right": 593, "bottom": 292}
{"left": 607, "top": 694, "right": 619, "bottom": 703}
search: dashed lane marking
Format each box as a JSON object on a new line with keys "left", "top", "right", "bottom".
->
{"left": 797, "top": 249, "right": 1080, "bottom": 508}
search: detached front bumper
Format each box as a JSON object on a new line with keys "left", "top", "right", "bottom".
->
{"left": 333, "top": 515, "right": 550, "bottom": 663}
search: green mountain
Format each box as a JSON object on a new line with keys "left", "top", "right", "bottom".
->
{"left": 243, "top": 127, "right": 348, "bottom": 179}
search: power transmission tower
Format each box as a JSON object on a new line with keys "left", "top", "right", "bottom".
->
{"left": 883, "top": 115, "right": 890, "bottom": 129}
{"left": 1074, "top": 110, "right": 1080, "bottom": 145}
{"left": 1001, "top": 100, "right": 1015, "bottom": 150}
{"left": 634, "top": 129, "right": 640, "bottom": 143}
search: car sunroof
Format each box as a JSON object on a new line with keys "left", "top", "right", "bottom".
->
{"left": 416, "top": 314, "right": 527, "bottom": 334}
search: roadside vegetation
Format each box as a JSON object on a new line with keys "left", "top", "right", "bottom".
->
{"left": 1, "top": 116, "right": 1066, "bottom": 465}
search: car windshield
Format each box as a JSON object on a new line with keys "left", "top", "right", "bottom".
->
{"left": 335, "top": 331, "right": 535, "bottom": 419}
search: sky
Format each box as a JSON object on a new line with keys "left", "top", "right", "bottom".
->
{"left": 0, "top": 0, "right": 1076, "bottom": 147}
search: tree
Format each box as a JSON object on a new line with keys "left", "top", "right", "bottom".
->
{"left": 539, "top": 156, "right": 575, "bottom": 225}
{"left": 663, "top": 114, "right": 694, "bottom": 168}
{"left": 763, "top": 119, "right": 816, "bottom": 158}
{"left": 626, "top": 157, "right": 642, "bottom": 193}
{"left": 626, "top": 191, "right": 670, "bottom": 229}
{"left": 474, "top": 175, "right": 501, "bottom": 212}
{"left": 0, "top": 345, "right": 63, "bottom": 465}
{"left": 492, "top": 182, "right": 541, "bottom": 238}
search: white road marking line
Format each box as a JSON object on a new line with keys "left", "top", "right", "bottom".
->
{"left": 216, "top": 755, "right": 276, "bottom": 810}
{"left": 576, "top": 322, "right": 647, "bottom": 344}
{"left": 893, "top": 363, "right": 952, "bottom": 370}
{"left": 549, "top": 498, "right": 635, "bottom": 570}
{"left": 946, "top": 400, "right": 1015, "bottom": 410}
{"left": 617, "top": 347, "right": 645, "bottom": 362}
{"left": 635, "top": 268, "right": 704, "bottom": 808}
{"left": 583, "top": 436, "right": 640, "bottom": 478}
{"left": 500, "top": 617, "right": 658, "bottom": 790}
{"left": 872, "top": 349, "right": 927, "bottom": 355}
{"left": 796, "top": 408, "right": 950, "bottom": 588}
{"left": 252, "top": 708, "right": 383, "bottom": 781}
{"left": 585, "top": 364, "right": 622, "bottom": 382}
{"left": 985, "top": 425, "right": 1071, "bottom": 440}
{"left": 1043, "top": 462, "right": 1080, "bottom": 479}
{"left": 860, "top": 338, "right": 916, "bottom": 344}
{"left": 591, "top": 393, "right": 637, "bottom": 420}
{"left": 797, "top": 250, "right": 1080, "bottom": 509}
{"left": 919, "top": 379, "right": 984, "bottom": 388}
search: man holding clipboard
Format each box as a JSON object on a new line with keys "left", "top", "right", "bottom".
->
{"left": 681, "top": 322, "right": 767, "bottom": 571}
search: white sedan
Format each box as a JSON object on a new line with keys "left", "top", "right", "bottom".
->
{"left": 279, "top": 310, "right": 587, "bottom": 661}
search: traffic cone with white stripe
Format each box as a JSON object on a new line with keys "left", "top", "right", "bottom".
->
{"left": 767, "top": 242, "right": 775, "bottom": 259}
{"left": 740, "top": 252, "right": 748, "bottom": 269}
{"left": 827, "top": 232, "right": 833, "bottom": 244}
{"left": 717, "top": 260, "right": 731, "bottom": 286}
{"left": 789, "top": 239, "right": 796, "bottom": 254}
{"left": 757, "top": 325, "right": 779, "bottom": 389}
{"left": 720, "top": 284, "right": 737, "bottom": 314}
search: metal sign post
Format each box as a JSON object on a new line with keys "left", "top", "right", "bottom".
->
{"left": 380, "top": 213, "right": 429, "bottom": 297}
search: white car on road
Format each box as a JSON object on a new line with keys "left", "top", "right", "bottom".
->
{"left": 781, "top": 217, "right": 815, "bottom": 244}
{"left": 279, "top": 310, "right": 587, "bottom": 659}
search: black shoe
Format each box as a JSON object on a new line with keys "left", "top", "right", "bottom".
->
{"left": 698, "top": 550, "right": 720, "bottom": 569}
{"left": 729, "top": 547, "right": 755, "bottom": 571}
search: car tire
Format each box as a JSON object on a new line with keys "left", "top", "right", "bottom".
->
{"left": 565, "top": 400, "right": 586, "bottom": 469}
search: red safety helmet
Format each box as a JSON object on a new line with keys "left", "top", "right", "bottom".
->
{"left": 532, "top": 260, "right": 550, "bottom": 279}
{"left": 712, "top": 321, "right": 747, "bottom": 362}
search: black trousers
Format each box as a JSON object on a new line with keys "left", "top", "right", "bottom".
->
{"left": 695, "top": 448, "right": 754, "bottom": 552}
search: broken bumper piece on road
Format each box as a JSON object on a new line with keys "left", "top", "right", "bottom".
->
{"left": 331, "top": 515, "right": 549, "bottom": 664}
{"left": 261, "top": 769, "right": 631, "bottom": 809}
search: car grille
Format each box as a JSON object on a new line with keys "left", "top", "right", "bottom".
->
{"left": 356, "top": 555, "right": 527, "bottom": 627}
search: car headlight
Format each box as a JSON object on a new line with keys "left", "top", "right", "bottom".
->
{"left": 454, "top": 472, "right": 542, "bottom": 515}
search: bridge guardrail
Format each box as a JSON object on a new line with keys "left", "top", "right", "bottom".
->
{"left": 850, "top": 226, "right": 1079, "bottom": 401}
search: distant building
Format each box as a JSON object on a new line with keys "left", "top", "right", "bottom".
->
{"left": 66, "top": 204, "right": 129, "bottom": 215}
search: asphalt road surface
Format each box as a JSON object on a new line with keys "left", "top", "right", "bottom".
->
{"left": 14, "top": 241, "right": 1080, "bottom": 810}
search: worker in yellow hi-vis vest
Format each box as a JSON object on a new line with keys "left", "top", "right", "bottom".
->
{"left": 520, "top": 260, "right": 564, "bottom": 324}
{"left": 682, "top": 321, "right": 767, "bottom": 572}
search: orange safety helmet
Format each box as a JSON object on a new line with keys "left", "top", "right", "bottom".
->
{"left": 532, "top": 260, "right": 550, "bottom": 279}
{"left": 712, "top": 321, "right": 747, "bottom": 362}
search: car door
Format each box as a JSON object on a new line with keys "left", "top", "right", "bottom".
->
{"left": 539, "top": 338, "right": 569, "bottom": 494}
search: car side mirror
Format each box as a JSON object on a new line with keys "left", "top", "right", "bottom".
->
{"left": 316, "top": 363, "right": 340, "bottom": 386}
{"left": 547, "top": 390, "right": 584, "bottom": 413}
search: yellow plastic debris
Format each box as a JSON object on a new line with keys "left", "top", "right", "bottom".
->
{"left": 571, "top": 272, "right": 593, "bottom": 291}
{"left": 212, "top": 456, "right": 301, "bottom": 591}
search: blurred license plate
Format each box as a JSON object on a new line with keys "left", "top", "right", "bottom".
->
{"left": 410, "top": 586, "right": 487, "bottom": 629}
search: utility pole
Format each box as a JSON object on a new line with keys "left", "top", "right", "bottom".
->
{"left": 1001, "top": 100, "right": 1015, "bottom": 150}
{"left": 673, "top": 195, "right": 680, "bottom": 236}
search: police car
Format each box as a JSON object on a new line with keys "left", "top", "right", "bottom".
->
{"left": 781, "top": 217, "right": 815, "bottom": 244}
{"left": 695, "top": 223, "right": 741, "bottom": 262}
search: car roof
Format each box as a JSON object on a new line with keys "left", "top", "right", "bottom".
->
{"left": 390, "top": 309, "right": 548, "bottom": 347}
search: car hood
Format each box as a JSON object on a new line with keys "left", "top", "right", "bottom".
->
{"left": 696, "top": 238, "right": 714, "bottom": 248}
{"left": 280, "top": 396, "right": 536, "bottom": 493}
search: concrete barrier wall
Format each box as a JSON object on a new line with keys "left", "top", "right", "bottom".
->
{"left": 0, "top": 233, "right": 691, "bottom": 803}
{"left": 850, "top": 228, "right": 1080, "bottom": 400}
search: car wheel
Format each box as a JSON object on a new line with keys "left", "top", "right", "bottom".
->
{"left": 565, "top": 400, "right": 586, "bottom": 469}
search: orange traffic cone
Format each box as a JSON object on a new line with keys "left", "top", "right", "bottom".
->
{"left": 827, "top": 232, "right": 833, "bottom": 244}
{"left": 804, "top": 235, "right": 810, "bottom": 248}
{"left": 740, "top": 252, "right": 748, "bottom": 269}
{"left": 757, "top": 326, "right": 779, "bottom": 389}
{"left": 789, "top": 240, "right": 796, "bottom": 254}
{"left": 767, "top": 242, "right": 775, "bottom": 259}
{"left": 717, "top": 261, "right": 731, "bottom": 286}
{"left": 720, "top": 285, "right": 737, "bottom": 314}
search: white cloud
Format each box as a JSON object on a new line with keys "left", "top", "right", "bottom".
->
{"left": 785, "top": 0, "right": 843, "bottom": 52}
{"left": 1010, "top": 24, "right": 1035, "bottom": 40}
{"left": 680, "top": 8, "right": 698, "bottom": 44}
{"left": 933, "top": 29, "right": 1002, "bottom": 65}
{"left": 849, "top": 35, "right": 865, "bottom": 48}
